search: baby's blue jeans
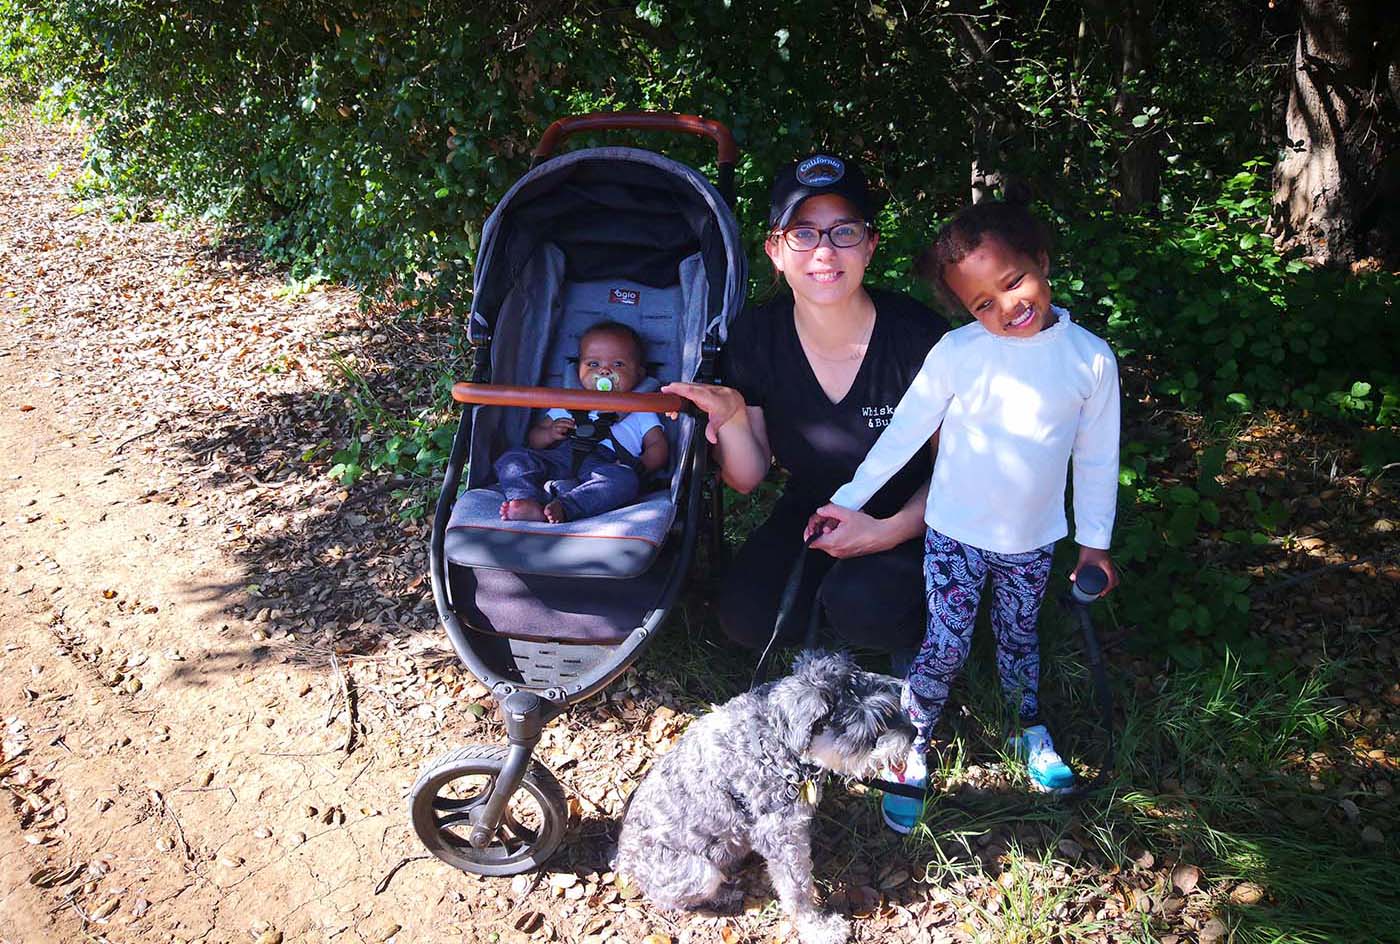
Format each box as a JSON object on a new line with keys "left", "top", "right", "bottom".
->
{"left": 494, "top": 441, "right": 639, "bottom": 520}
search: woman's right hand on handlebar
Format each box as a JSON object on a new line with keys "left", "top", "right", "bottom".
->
{"left": 660, "top": 381, "right": 746, "bottom": 444}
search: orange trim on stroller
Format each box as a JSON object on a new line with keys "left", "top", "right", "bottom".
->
{"left": 452, "top": 382, "right": 685, "bottom": 415}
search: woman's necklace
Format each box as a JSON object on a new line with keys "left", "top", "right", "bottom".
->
{"left": 795, "top": 301, "right": 876, "bottom": 363}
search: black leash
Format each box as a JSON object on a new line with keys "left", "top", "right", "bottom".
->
{"left": 867, "top": 564, "right": 1117, "bottom": 802}
{"left": 750, "top": 532, "right": 824, "bottom": 691}
{"left": 1064, "top": 567, "right": 1116, "bottom": 793}
{"left": 751, "top": 531, "right": 1118, "bottom": 801}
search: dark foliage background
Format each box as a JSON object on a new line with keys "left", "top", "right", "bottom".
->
{"left": 4, "top": 0, "right": 1397, "bottom": 662}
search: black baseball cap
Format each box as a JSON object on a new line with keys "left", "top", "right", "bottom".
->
{"left": 768, "top": 153, "right": 874, "bottom": 229}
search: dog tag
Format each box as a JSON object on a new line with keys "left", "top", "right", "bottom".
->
{"left": 798, "top": 780, "right": 819, "bottom": 806}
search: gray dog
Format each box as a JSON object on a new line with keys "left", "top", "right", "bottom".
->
{"left": 616, "top": 650, "right": 916, "bottom": 944}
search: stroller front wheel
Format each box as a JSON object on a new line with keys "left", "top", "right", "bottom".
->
{"left": 410, "top": 744, "right": 569, "bottom": 876}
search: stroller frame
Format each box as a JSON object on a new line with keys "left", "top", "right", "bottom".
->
{"left": 411, "top": 113, "right": 741, "bottom": 876}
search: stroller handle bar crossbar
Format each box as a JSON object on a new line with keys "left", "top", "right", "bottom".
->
{"left": 531, "top": 112, "right": 739, "bottom": 168}
{"left": 452, "top": 382, "right": 687, "bottom": 415}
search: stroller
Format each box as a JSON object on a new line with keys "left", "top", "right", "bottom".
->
{"left": 409, "top": 113, "right": 746, "bottom": 876}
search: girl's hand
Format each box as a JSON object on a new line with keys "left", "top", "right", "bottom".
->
{"left": 806, "top": 504, "right": 891, "bottom": 559}
{"left": 1073, "top": 546, "right": 1119, "bottom": 596}
{"left": 660, "top": 381, "right": 746, "bottom": 444}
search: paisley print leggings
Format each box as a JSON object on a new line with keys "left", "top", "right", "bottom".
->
{"left": 904, "top": 528, "right": 1055, "bottom": 749}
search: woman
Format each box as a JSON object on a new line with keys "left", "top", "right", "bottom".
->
{"left": 664, "top": 153, "right": 948, "bottom": 656}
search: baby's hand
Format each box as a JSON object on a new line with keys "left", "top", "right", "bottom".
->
{"left": 545, "top": 417, "right": 576, "bottom": 444}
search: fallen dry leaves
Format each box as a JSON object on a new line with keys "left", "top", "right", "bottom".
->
{"left": 0, "top": 117, "right": 1395, "bottom": 944}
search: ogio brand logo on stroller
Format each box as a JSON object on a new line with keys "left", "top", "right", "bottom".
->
{"left": 609, "top": 288, "right": 640, "bottom": 306}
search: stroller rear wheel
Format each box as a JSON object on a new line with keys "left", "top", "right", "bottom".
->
{"left": 410, "top": 744, "right": 569, "bottom": 876}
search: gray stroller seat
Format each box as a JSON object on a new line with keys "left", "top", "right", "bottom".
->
{"left": 445, "top": 262, "right": 706, "bottom": 581}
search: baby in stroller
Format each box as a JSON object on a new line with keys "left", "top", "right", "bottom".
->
{"left": 495, "top": 321, "right": 669, "bottom": 523}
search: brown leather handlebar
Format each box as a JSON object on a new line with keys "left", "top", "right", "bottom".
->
{"left": 452, "top": 382, "right": 687, "bottom": 415}
{"left": 532, "top": 112, "right": 738, "bottom": 166}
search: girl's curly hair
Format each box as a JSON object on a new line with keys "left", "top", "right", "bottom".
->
{"left": 917, "top": 200, "right": 1052, "bottom": 315}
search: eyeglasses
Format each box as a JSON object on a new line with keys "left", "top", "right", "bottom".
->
{"left": 774, "top": 220, "right": 871, "bottom": 252}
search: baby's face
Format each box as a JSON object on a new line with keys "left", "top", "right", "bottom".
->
{"left": 577, "top": 330, "right": 642, "bottom": 393}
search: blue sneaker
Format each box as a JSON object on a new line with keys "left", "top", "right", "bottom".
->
{"left": 1011, "top": 724, "right": 1076, "bottom": 792}
{"left": 879, "top": 747, "right": 927, "bottom": 834}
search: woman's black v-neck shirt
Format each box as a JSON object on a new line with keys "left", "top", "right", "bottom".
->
{"left": 721, "top": 288, "right": 950, "bottom": 519}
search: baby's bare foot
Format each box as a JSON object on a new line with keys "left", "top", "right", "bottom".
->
{"left": 543, "top": 500, "right": 570, "bottom": 523}
{"left": 501, "top": 499, "right": 547, "bottom": 521}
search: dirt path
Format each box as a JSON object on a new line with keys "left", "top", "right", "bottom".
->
{"left": 11, "top": 117, "right": 1395, "bottom": 944}
{"left": 0, "top": 119, "right": 497, "bottom": 944}
{"left": 0, "top": 117, "right": 896, "bottom": 944}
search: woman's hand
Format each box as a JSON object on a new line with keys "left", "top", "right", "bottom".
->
{"left": 660, "top": 381, "right": 746, "bottom": 444}
{"left": 1072, "top": 546, "right": 1119, "bottom": 596}
{"left": 805, "top": 504, "right": 898, "bottom": 559}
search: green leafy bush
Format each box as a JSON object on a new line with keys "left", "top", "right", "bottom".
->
{"left": 6, "top": 2, "right": 1395, "bottom": 659}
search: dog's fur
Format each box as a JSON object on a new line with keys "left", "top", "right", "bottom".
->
{"left": 616, "top": 651, "right": 915, "bottom": 944}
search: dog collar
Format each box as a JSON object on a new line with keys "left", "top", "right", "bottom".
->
{"left": 774, "top": 758, "right": 824, "bottom": 802}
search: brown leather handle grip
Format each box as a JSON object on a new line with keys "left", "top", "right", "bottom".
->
{"left": 452, "top": 382, "right": 686, "bottom": 414}
{"left": 532, "top": 112, "right": 738, "bottom": 165}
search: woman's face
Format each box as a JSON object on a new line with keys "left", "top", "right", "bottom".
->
{"left": 765, "top": 194, "right": 877, "bottom": 308}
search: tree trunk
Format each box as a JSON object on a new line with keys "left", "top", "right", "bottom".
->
{"left": 944, "top": 0, "right": 1027, "bottom": 204}
{"left": 1112, "top": 0, "right": 1161, "bottom": 212}
{"left": 970, "top": 121, "right": 1004, "bottom": 204}
{"left": 1269, "top": 0, "right": 1400, "bottom": 266}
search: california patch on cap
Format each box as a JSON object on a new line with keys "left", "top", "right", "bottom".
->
{"left": 796, "top": 155, "right": 845, "bottom": 187}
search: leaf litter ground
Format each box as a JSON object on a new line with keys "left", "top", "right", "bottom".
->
{"left": 0, "top": 119, "right": 1396, "bottom": 944}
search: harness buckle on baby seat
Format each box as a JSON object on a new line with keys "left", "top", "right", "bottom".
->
{"left": 566, "top": 409, "right": 641, "bottom": 474}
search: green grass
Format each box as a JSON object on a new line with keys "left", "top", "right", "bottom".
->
{"left": 643, "top": 587, "right": 1400, "bottom": 943}
{"left": 915, "top": 611, "right": 1399, "bottom": 944}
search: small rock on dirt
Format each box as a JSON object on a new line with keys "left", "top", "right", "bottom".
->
{"left": 363, "top": 917, "right": 401, "bottom": 942}
{"left": 1056, "top": 838, "right": 1083, "bottom": 860}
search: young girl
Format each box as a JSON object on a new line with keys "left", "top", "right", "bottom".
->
{"left": 810, "top": 201, "right": 1120, "bottom": 832}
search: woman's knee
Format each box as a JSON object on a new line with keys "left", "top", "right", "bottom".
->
{"left": 820, "top": 557, "right": 925, "bottom": 651}
{"left": 716, "top": 576, "right": 781, "bottom": 650}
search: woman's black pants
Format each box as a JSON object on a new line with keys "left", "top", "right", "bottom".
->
{"left": 718, "top": 491, "right": 926, "bottom": 654}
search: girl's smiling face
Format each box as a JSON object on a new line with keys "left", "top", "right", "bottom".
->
{"left": 764, "top": 194, "right": 877, "bottom": 307}
{"left": 942, "top": 235, "right": 1053, "bottom": 337}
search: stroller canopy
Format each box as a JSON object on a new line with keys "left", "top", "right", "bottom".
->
{"left": 470, "top": 146, "right": 746, "bottom": 345}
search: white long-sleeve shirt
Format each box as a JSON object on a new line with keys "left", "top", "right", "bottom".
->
{"left": 829, "top": 309, "right": 1120, "bottom": 554}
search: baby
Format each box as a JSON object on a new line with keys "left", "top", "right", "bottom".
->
{"left": 494, "top": 322, "right": 668, "bottom": 523}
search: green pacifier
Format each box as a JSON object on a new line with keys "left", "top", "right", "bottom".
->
{"left": 595, "top": 377, "right": 613, "bottom": 392}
